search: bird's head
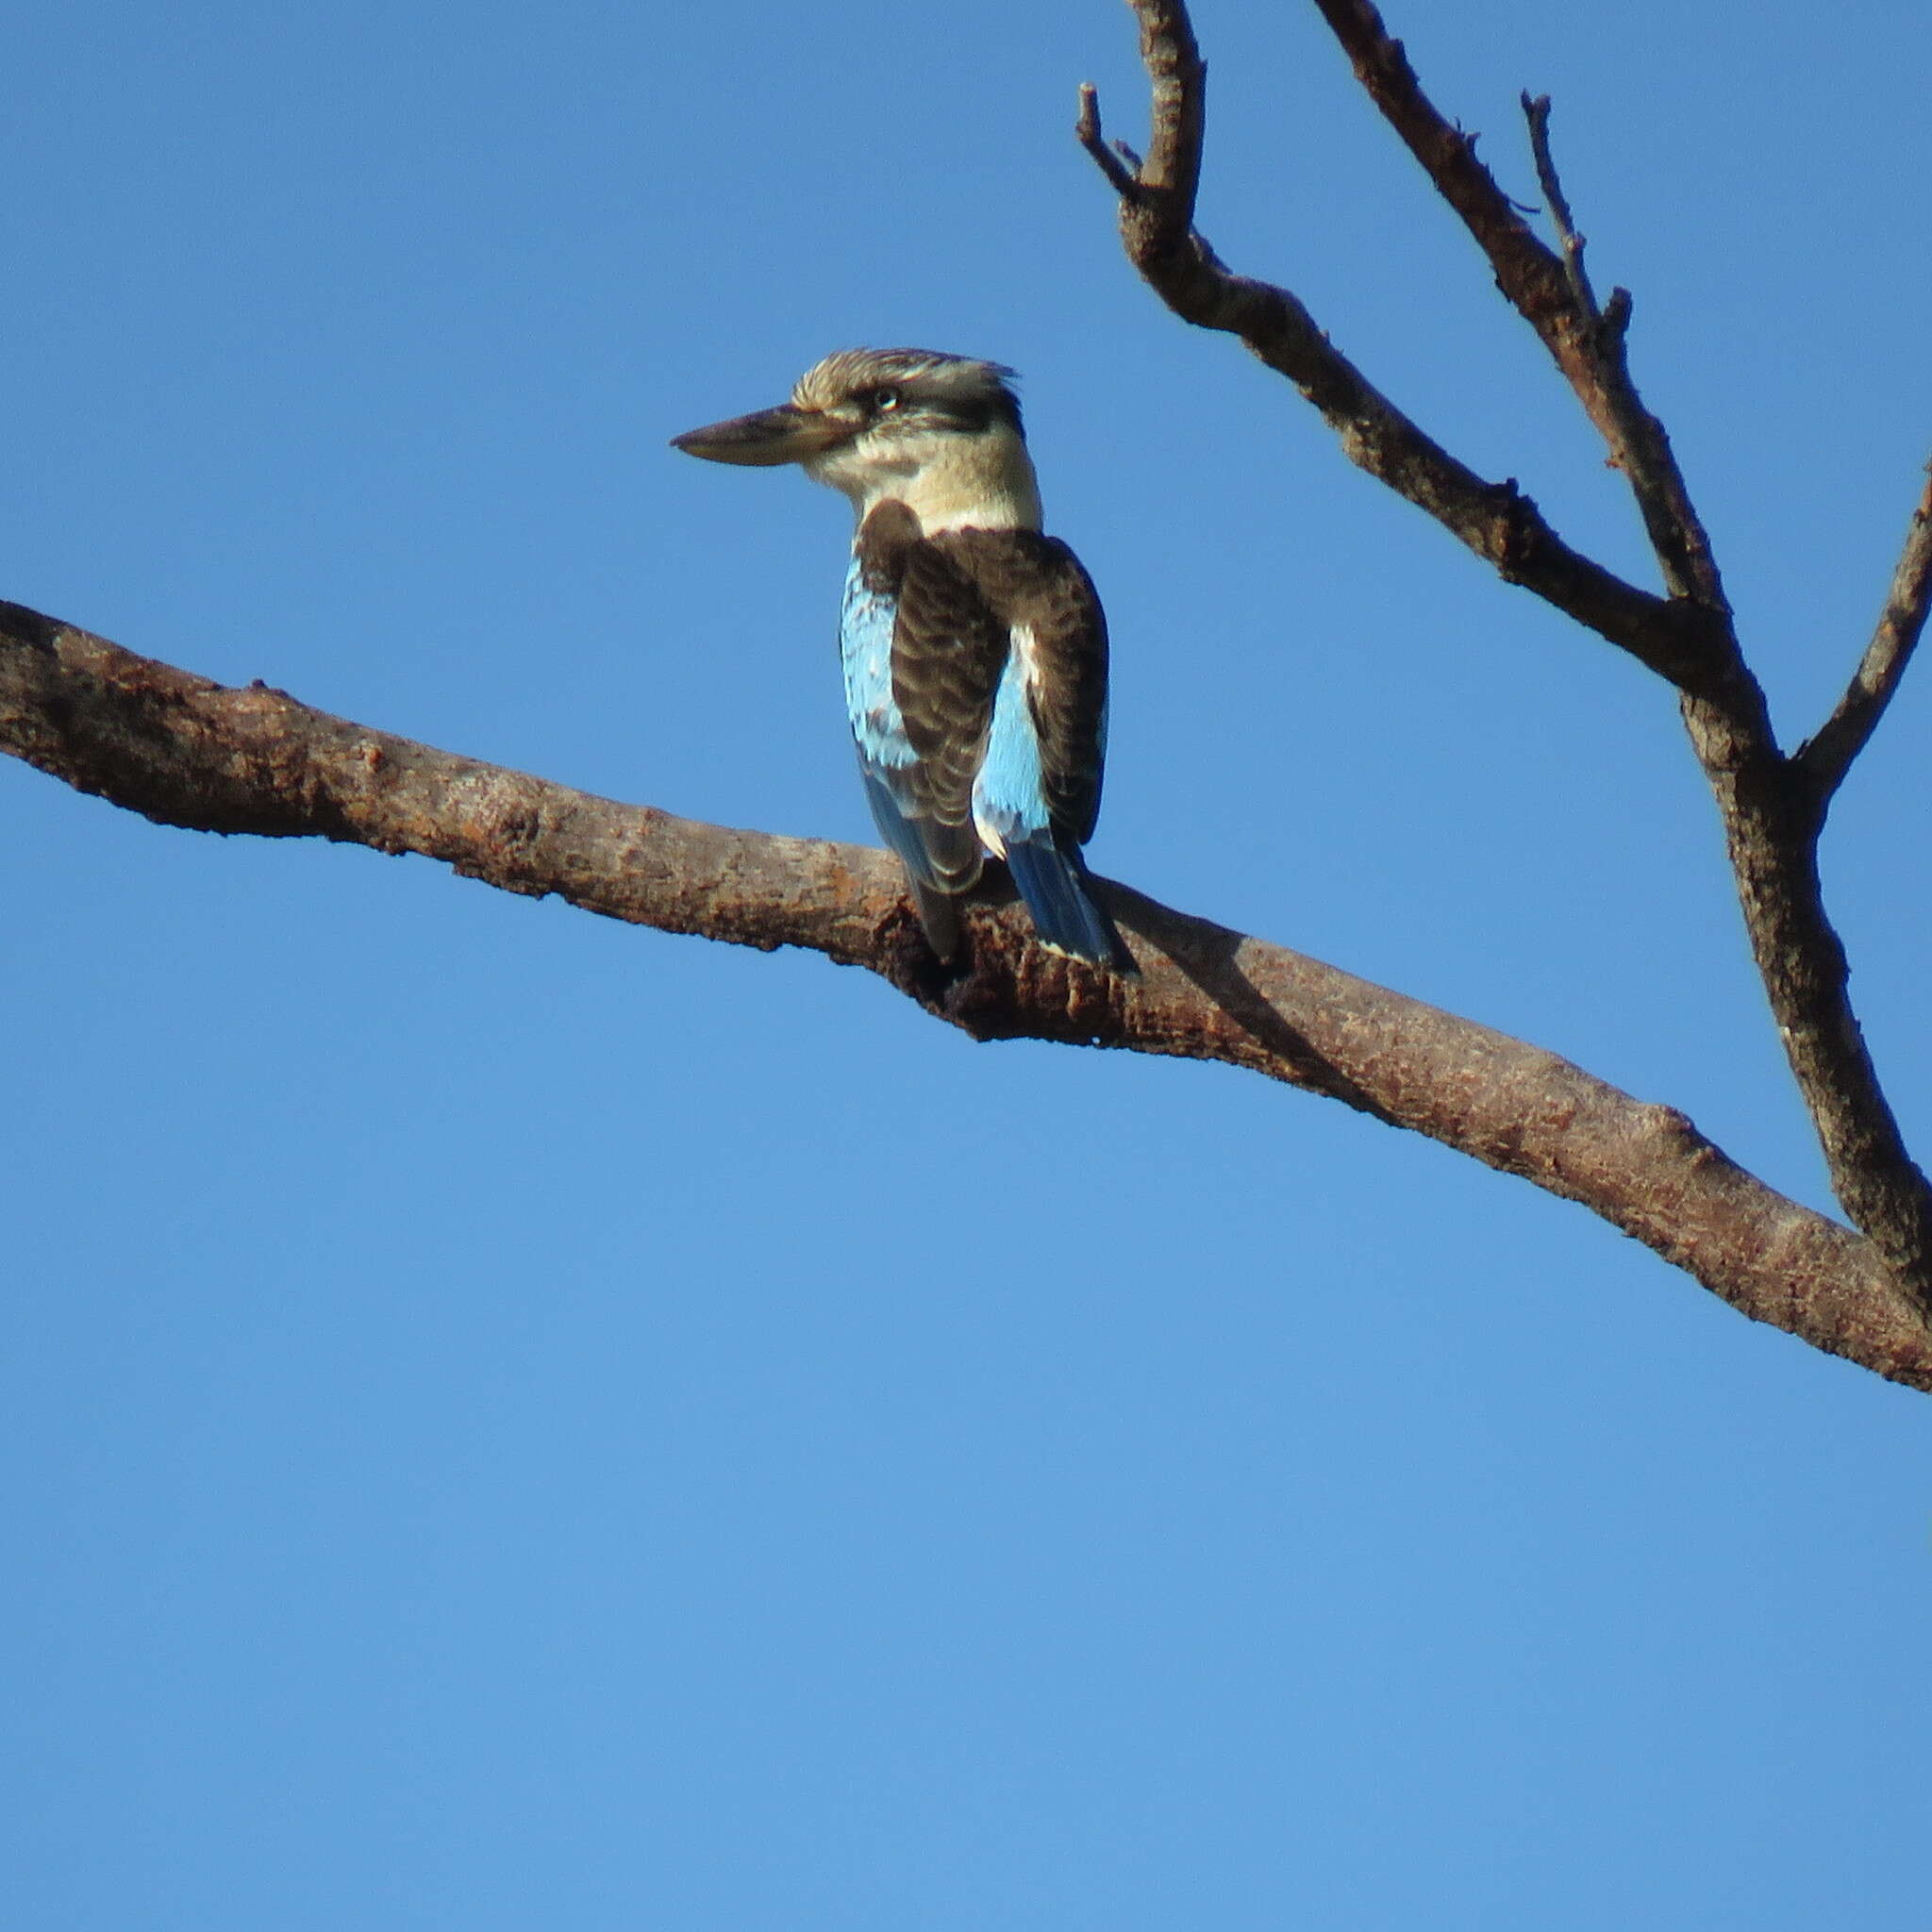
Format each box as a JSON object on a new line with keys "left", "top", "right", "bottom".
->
{"left": 672, "top": 347, "right": 1041, "bottom": 532}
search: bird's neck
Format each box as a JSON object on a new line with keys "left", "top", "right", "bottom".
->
{"left": 833, "top": 430, "right": 1043, "bottom": 536}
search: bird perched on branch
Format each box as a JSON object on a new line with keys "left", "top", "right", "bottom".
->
{"left": 673, "top": 348, "right": 1131, "bottom": 971}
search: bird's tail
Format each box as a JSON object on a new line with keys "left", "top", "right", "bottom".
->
{"left": 1004, "top": 833, "right": 1135, "bottom": 973}
{"left": 906, "top": 878, "right": 961, "bottom": 963}
{"left": 859, "top": 764, "right": 977, "bottom": 961}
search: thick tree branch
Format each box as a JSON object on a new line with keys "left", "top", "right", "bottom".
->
{"left": 1699, "top": 737, "right": 1932, "bottom": 1296}
{"left": 1796, "top": 464, "right": 1932, "bottom": 808}
{"left": 1082, "top": 0, "right": 1932, "bottom": 1314}
{"left": 4, "top": 602, "right": 1929, "bottom": 1390}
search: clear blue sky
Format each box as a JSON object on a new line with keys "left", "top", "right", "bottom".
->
{"left": 8, "top": 3, "right": 1931, "bottom": 1925}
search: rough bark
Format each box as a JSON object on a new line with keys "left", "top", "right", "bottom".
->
{"left": 6, "top": 603, "right": 1928, "bottom": 1390}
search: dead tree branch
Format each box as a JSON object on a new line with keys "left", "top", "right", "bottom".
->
{"left": 1074, "top": 13, "right": 1708, "bottom": 691}
{"left": 1797, "top": 465, "right": 1932, "bottom": 810}
{"left": 4, "top": 600, "right": 1927, "bottom": 1389}
{"left": 1520, "top": 92, "right": 1596, "bottom": 317}
{"left": 1310, "top": 0, "right": 1729, "bottom": 616}
{"left": 1080, "top": 0, "right": 1932, "bottom": 1312}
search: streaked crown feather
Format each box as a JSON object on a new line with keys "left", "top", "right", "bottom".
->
{"left": 791, "top": 348, "right": 1024, "bottom": 436}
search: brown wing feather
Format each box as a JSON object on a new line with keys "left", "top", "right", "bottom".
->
{"left": 888, "top": 539, "right": 1009, "bottom": 861}
{"left": 925, "top": 529, "right": 1110, "bottom": 846}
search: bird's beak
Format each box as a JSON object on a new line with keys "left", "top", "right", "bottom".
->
{"left": 670, "top": 403, "right": 855, "bottom": 467}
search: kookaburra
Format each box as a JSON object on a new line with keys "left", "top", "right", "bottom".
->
{"left": 673, "top": 348, "right": 1129, "bottom": 970}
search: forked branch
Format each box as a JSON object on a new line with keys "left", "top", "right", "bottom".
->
{"left": 1313, "top": 0, "right": 1730, "bottom": 618}
{"left": 1074, "top": 24, "right": 1709, "bottom": 690}
{"left": 1080, "top": 0, "right": 1932, "bottom": 1312}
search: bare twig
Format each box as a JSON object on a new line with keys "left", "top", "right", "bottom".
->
{"left": 1513, "top": 88, "right": 1728, "bottom": 625}
{"left": 1798, "top": 463, "right": 1932, "bottom": 809}
{"left": 1076, "top": 83, "right": 1141, "bottom": 200}
{"left": 4, "top": 601, "right": 1927, "bottom": 1388}
{"left": 1521, "top": 92, "right": 1597, "bottom": 318}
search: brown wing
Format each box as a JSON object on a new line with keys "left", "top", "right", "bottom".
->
{"left": 886, "top": 533, "right": 1010, "bottom": 858}
{"left": 926, "top": 528, "right": 1110, "bottom": 846}
{"left": 852, "top": 499, "right": 1003, "bottom": 900}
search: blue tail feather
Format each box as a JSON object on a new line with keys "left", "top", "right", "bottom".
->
{"left": 1003, "top": 832, "right": 1134, "bottom": 972}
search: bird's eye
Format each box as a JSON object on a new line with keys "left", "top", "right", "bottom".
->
{"left": 872, "top": 388, "right": 900, "bottom": 413}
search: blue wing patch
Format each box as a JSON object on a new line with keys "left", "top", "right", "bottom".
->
{"left": 840, "top": 558, "right": 916, "bottom": 799}
{"left": 974, "top": 652, "right": 1124, "bottom": 965}
{"left": 840, "top": 557, "right": 967, "bottom": 956}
